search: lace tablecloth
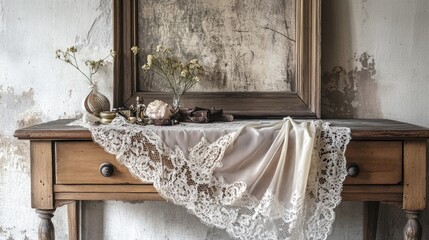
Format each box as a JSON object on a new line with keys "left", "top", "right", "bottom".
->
{"left": 81, "top": 117, "right": 351, "bottom": 240}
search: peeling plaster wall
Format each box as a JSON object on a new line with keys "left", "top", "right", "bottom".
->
{"left": 0, "top": 0, "right": 112, "bottom": 239}
{"left": 1, "top": 0, "right": 429, "bottom": 239}
{"left": 322, "top": 0, "right": 429, "bottom": 239}
{"left": 138, "top": 0, "right": 296, "bottom": 92}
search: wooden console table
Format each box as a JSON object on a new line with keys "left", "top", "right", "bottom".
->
{"left": 14, "top": 119, "right": 429, "bottom": 240}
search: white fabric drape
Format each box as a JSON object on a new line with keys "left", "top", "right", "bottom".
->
{"left": 84, "top": 117, "right": 351, "bottom": 240}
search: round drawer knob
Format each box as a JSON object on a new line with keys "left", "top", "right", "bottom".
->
{"left": 347, "top": 163, "right": 360, "bottom": 177}
{"left": 99, "top": 162, "right": 114, "bottom": 177}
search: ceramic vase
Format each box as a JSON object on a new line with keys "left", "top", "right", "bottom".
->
{"left": 83, "top": 84, "right": 110, "bottom": 117}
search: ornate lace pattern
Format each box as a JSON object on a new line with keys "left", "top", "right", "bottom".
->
{"left": 88, "top": 118, "right": 351, "bottom": 240}
{"left": 302, "top": 121, "right": 351, "bottom": 240}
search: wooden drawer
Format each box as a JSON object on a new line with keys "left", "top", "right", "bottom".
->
{"left": 344, "top": 141, "right": 402, "bottom": 185}
{"left": 56, "top": 141, "right": 403, "bottom": 185}
{"left": 56, "top": 141, "right": 141, "bottom": 184}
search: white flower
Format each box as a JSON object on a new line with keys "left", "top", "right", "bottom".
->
{"left": 110, "top": 50, "right": 117, "bottom": 57}
{"left": 189, "top": 59, "right": 201, "bottom": 70}
{"left": 180, "top": 70, "right": 189, "bottom": 77}
{"left": 130, "top": 46, "right": 139, "bottom": 55}
{"left": 147, "top": 54, "right": 154, "bottom": 66}
{"left": 145, "top": 100, "right": 174, "bottom": 120}
{"left": 156, "top": 45, "right": 163, "bottom": 52}
{"left": 142, "top": 64, "right": 150, "bottom": 70}
{"left": 193, "top": 76, "right": 200, "bottom": 82}
{"left": 67, "top": 46, "right": 77, "bottom": 53}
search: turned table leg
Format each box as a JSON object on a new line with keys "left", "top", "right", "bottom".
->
{"left": 404, "top": 211, "right": 422, "bottom": 240}
{"left": 67, "top": 201, "right": 81, "bottom": 240}
{"left": 363, "top": 201, "right": 379, "bottom": 240}
{"left": 36, "top": 209, "right": 55, "bottom": 240}
{"left": 402, "top": 140, "right": 426, "bottom": 240}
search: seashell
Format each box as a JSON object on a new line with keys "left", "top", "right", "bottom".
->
{"left": 145, "top": 100, "right": 174, "bottom": 120}
{"left": 84, "top": 88, "right": 110, "bottom": 117}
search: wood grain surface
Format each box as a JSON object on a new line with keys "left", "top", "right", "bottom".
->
{"left": 344, "top": 141, "right": 402, "bottom": 185}
{"left": 113, "top": 0, "right": 322, "bottom": 118}
{"left": 56, "top": 142, "right": 142, "bottom": 185}
{"left": 14, "top": 118, "right": 429, "bottom": 140}
{"left": 403, "top": 140, "right": 427, "bottom": 211}
{"left": 31, "top": 141, "right": 54, "bottom": 210}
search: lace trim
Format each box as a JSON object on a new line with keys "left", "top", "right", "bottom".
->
{"left": 88, "top": 118, "right": 350, "bottom": 240}
{"left": 303, "top": 121, "right": 351, "bottom": 240}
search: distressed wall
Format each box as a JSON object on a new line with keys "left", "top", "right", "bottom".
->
{"left": 1, "top": 0, "right": 429, "bottom": 239}
{"left": 322, "top": 0, "right": 429, "bottom": 239}
{"left": 138, "top": 0, "right": 296, "bottom": 92}
{"left": 0, "top": 0, "right": 112, "bottom": 239}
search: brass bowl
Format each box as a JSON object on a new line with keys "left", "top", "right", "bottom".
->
{"left": 100, "top": 118, "right": 113, "bottom": 125}
{"left": 99, "top": 111, "right": 116, "bottom": 119}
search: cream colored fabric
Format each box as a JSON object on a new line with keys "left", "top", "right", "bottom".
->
{"left": 217, "top": 119, "right": 316, "bottom": 202}
{"left": 84, "top": 117, "right": 351, "bottom": 240}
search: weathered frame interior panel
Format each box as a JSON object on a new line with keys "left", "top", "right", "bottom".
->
{"left": 113, "top": 0, "right": 320, "bottom": 118}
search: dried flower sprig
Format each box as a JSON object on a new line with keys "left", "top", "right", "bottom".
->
{"left": 131, "top": 46, "right": 140, "bottom": 55}
{"left": 56, "top": 47, "right": 116, "bottom": 86}
{"left": 136, "top": 45, "right": 204, "bottom": 97}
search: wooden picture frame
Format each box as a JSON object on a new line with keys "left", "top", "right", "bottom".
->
{"left": 113, "top": 0, "right": 320, "bottom": 118}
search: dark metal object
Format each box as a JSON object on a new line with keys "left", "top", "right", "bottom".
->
{"left": 347, "top": 163, "right": 360, "bottom": 177}
{"left": 178, "top": 107, "right": 234, "bottom": 123}
{"left": 99, "top": 162, "right": 114, "bottom": 177}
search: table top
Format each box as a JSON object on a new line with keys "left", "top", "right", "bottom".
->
{"left": 14, "top": 118, "right": 429, "bottom": 140}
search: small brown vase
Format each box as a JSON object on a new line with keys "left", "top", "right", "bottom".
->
{"left": 84, "top": 84, "right": 110, "bottom": 117}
